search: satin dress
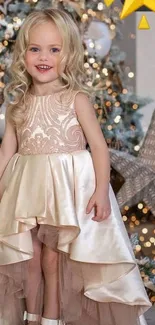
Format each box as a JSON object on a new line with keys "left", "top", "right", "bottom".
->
{"left": 0, "top": 90, "right": 151, "bottom": 325}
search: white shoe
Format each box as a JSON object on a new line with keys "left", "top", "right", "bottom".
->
{"left": 41, "top": 317, "right": 60, "bottom": 325}
{"left": 24, "top": 311, "right": 41, "bottom": 322}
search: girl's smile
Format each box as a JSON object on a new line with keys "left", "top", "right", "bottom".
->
{"left": 35, "top": 64, "right": 53, "bottom": 73}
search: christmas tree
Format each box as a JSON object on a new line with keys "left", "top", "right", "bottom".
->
{"left": 0, "top": 0, "right": 154, "bottom": 302}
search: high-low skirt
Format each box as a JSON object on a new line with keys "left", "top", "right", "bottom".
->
{"left": 0, "top": 150, "right": 151, "bottom": 325}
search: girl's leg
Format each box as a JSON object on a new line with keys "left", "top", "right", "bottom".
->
{"left": 25, "top": 229, "right": 42, "bottom": 325}
{"left": 41, "top": 245, "right": 60, "bottom": 320}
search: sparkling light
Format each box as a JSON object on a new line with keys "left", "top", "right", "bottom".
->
{"left": 97, "top": 2, "right": 104, "bottom": 10}
{"left": 114, "top": 102, "right": 120, "bottom": 107}
{"left": 134, "top": 145, "right": 140, "bottom": 151}
{"left": 110, "top": 24, "right": 116, "bottom": 30}
{"left": 87, "top": 81, "right": 92, "bottom": 87}
{"left": 96, "top": 74, "right": 100, "bottom": 79}
{"left": 138, "top": 203, "right": 143, "bottom": 209}
{"left": 133, "top": 104, "right": 138, "bottom": 110}
{"left": 114, "top": 115, "right": 121, "bottom": 123}
{"left": 135, "top": 245, "right": 141, "bottom": 252}
{"left": 89, "top": 42, "right": 95, "bottom": 49}
{"left": 0, "top": 114, "right": 5, "bottom": 120}
{"left": 128, "top": 72, "right": 134, "bottom": 78}
{"left": 102, "top": 68, "right": 108, "bottom": 74}
{"left": 89, "top": 58, "right": 95, "bottom": 64}
{"left": 142, "top": 228, "right": 148, "bottom": 234}
{"left": 84, "top": 63, "right": 89, "bottom": 69}
{"left": 107, "top": 125, "right": 112, "bottom": 130}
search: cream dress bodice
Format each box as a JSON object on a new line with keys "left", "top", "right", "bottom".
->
{"left": 16, "top": 90, "right": 87, "bottom": 155}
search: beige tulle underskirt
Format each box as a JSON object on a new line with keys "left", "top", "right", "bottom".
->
{"left": 0, "top": 151, "right": 151, "bottom": 325}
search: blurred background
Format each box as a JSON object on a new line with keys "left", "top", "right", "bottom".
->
{"left": 0, "top": 0, "right": 155, "bottom": 322}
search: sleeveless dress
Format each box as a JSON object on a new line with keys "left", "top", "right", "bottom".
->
{"left": 0, "top": 90, "right": 151, "bottom": 325}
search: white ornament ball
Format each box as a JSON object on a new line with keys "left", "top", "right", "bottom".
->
{"left": 84, "top": 21, "right": 112, "bottom": 59}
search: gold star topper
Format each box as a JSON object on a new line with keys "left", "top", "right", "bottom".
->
{"left": 104, "top": 1, "right": 155, "bottom": 29}
{"left": 120, "top": 0, "right": 155, "bottom": 19}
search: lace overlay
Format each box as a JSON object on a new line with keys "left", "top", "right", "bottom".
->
{"left": 16, "top": 91, "right": 87, "bottom": 155}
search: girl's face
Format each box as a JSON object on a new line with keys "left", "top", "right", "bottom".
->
{"left": 25, "top": 21, "right": 62, "bottom": 86}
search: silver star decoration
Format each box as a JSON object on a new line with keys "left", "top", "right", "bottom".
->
{"left": 0, "top": 0, "right": 12, "bottom": 15}
{"left": 110, "top": 109, "right": 155, "bottom": 215}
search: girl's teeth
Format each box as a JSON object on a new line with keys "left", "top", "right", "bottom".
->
{"left": 37, "top": 65, "right": 51, "bottom": 70}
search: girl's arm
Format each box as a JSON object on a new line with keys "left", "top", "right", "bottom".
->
{"left": 0, "top": 116, "right": 18, "bottom": 180}
{"left": 75, "top": 92, "right": 111, "bottom": 221}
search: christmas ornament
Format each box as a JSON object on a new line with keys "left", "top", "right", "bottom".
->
{"left": 84, "top": 21, "right": 112, "bottom": 59}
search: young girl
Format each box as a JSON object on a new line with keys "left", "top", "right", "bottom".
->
{"left": 0, "top": 8, "right": 151, "bottom": 325}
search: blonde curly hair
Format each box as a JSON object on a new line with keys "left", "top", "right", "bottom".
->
{"left": 5, "top": 8, "right": 88, "bottom": 127}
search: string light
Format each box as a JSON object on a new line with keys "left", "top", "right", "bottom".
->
{"left": 114, "top": 101, "right": 120, "bottom": 107}
{"left": 142, "top": 228, "right": 148, "bottom": 234}
{"left": 145, "top": 242, "right": 151, "bottom": 248}
{"left": 138, "top": 203, "right": 143, "bottom": 209}
{"left": 142, "top": 208, "right": 148, "bottom": 214}
{"left": 114, "top": 115, "right": 121, "bottom": 123}
{"left": 87, "top": 81, "right": 92, "bottom": 87}
{"left": 89, "top": 58, "right": 95, "bottom": 64}
{"left": 89, "top": 42, "right": 95, "bottom": 49}
{"left": 84, "top": 63, "right": 89, "bottom": 69}
{"left": 129, "top": 222, "right": 134, "bottom": 228}
{"left": 128, "top": 72, "right": 134, "bottom": 78}
{"left": 110, "top": 24, "right": 116, "bottom": 30}
{"left": 107, "top": 125, "right": 112, "bottom": 130}
{"left": 82, "top": 14, "right": 88, "bottom": 21}
{"left": 105, "top": 101, "right": 110, "bottom": 107}
{"left": 97, "top": 2, "right": 104, "bottom": 10}
{"left": 134, "top": 145, "right": 140, "bottom": 151}
{"left": 93, "top": 63, "right": 98, "bottom": 69}
{"left": 133, "top": 104, "right": 138, "bottom": 110}
{"left": 139, "top": 236, "right": 145, "bottom": 242}
{"left": 131, "top": 216, "right": 136, "bottom": 222}
{"left": 0, "top": 114, "right": 5, "bottom": 120}
{"left": 96, "top": 74, "right": 100, "bottom": 79}
{"left": 135, "top": 245, "right": 141, "bottom": 252}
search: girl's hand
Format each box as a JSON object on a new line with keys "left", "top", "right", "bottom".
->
{"left": 86, "top": 189, "right": 111, "bottom": 222}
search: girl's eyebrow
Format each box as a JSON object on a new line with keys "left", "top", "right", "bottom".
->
{"left": 28, "top": 43, "right": 61, "bottom": 47}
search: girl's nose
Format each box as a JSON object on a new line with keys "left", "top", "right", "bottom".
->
{"left": 39, "top": 51, "right": 48, "bottom": 61}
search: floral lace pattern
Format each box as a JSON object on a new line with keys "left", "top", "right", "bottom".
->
{"left": 16, "top": 91, "right": 87, "bottom": 155}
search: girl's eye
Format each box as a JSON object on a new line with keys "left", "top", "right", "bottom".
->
{"left": 29, "top": 47, "right": 39, "bottom": 52}
{"left": 51, "top": 48, "right": 60, "bottom": 53}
